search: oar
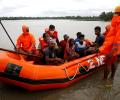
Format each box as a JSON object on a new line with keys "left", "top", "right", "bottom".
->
{"left": 0, "top": 48, "right": 42, "bottom": 58}
{"left": 0, "top": 20, "right": 16, "bottom": 49}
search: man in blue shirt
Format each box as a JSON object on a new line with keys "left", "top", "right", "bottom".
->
{"left": 94, "top": 26, "right": 104, "bottom": 47}
{"left": 75, "top": 32, "right": 82, "bottom": 43}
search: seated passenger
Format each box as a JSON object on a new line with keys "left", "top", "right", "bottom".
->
{"left": 60, "top": 34, "right": 69, "bottom": 50}
{"left": 94, "top": 26, "right": 104, "bottom": 47}
{"left": 44, "top": 40, "right": 64, "bottom": 65}
{"left": 45, "top": 24, "right": 59, "bottom": 46}
{"left": 75, "top": 34, "right": 87, "bottom": 57}
{"left": 16, "top": 25, "right": 36, "bottom": 54}
{"left": 85, "top": 26, "right": 104, "bottom": 55}
{"left": 64, "top": 38, "right": 79, "bottom": 61}
{"left": 59, "top": 34, "right": 69, "bottom": 58}
{"left": 38, "top": 33, "right": 52, "bottom": 52}
{"left": 75, "top": 32, "right": 82, "bottom": 43}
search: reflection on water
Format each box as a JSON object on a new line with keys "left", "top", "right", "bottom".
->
{"left": 0, "top": 20, "right": 120, "bottom": 100}
{"left": 0, "top": 63, "right": 120, "bottom": 100}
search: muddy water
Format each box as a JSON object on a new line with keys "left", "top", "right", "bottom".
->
{"left": 0, "top": 20, "right": 120, "bottom": 100}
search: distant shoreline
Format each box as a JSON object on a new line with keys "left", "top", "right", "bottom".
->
{"left": 0, "top": 17, "right": 101, "bottom": 21}
{"left": 0, "top": 11, "right": 113, "bottom": 21}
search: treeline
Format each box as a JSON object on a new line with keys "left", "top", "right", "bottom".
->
{"left": 0, "top": 12, "right": 113, "bottom": 21}
{"left": 99, "top": 12, "right": 113, "bottom": 21}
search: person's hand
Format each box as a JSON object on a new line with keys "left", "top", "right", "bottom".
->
{"left": 55, "top": 58, "right": 64, "bottom": 63}
{"left": 95, "top": 48, "right": 99, "bottom": 53}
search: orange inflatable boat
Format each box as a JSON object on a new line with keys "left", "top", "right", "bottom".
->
{"left": 0, "top": 51, "right": 106, "bottom": 91}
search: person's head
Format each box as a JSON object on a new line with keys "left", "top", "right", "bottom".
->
{"left": 45, "top": 28, "right": 49, "bottom": 33}
{"left": 79, "top": 34, "right": 85, "bottom": 41}
{"left": 49, "top": 39, "right": 56, "bottom": 49}
{"left": 76, "top": 32, "right": 82, "bottom": 38}
{"left": 94, "top": 26, "right": 101, "bottom": 35}
{"left": 22, "top": 25, "right": 29, "bottom": 35}
{"left": 69, "top": 38, "right": 75, "bottom": 46}
{"left": 49, "top": 25, "right": 55, "bottom": 31}
{"left": 43, "top": 33, "right": 50, "bottom": 42}
{"left": 43, "top": 33, "right": 50, "bottom": 39}
{"left": 114, "top": 5, "right": 120, "bottom": 16}
{"left": 49, "top": 25, "right": 55, "bottom": 36}
{"left": 105, "top": 24, "right": 111, "bottom": 32}
{"left": 63, "top": 34, "right": 69, "bottom": 41}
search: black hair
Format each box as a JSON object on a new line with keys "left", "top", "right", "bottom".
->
{"left": 94, "top": 26, "right": 101, "bottom": 31}
{"left": 49, "top": 25, "right": 55, "bottom": 30}
{"left": 69, "top": 38, "right": 75, "bottom": 44}
{"left": 77, "top": 32, "right": 82, "bottom": 36}
{"left": 79, "top": 34, "right": 84, "bottom": 38}
{"left": 43, "top": 33, "right": 48, "bottom": 38}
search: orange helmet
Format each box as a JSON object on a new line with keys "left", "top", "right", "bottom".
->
{"left": 114, "top": 5, "right": 120, "bottom": 13}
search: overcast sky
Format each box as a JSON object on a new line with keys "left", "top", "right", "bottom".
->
{"left": 0, "top": 0, "right": 120, "bottom": 17}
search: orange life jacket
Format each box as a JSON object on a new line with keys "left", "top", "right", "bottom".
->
{"left": 39, "top": 37, "right": 48, "bottom": 51}
{"left": 47, "top": 31, "right": 58, "bottom": 39}
{"left": 99, "top": 16, "right": 120, "bottom": 56}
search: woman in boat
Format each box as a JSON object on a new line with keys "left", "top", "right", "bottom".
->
{"left": 64, "top": 38, "right": 79, "bottom": 61}
{"left": 59, "top": 34, "right": 69, "bottom": 58}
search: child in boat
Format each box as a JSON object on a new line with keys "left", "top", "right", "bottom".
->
{"left": 64, "top": 38, "right": 79, "bottom": 61}
{"left": 44, "top": 39, "right": 64, "bottom": 65}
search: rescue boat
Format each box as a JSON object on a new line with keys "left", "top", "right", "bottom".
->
{"left": 0, "top": 51, "right": 106, "bottom": 91}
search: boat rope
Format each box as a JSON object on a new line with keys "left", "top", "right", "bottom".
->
{"left": 64, "top": 64, "right": 79, "bottom": 81}
{"left": 78, "top": 63, "right": 89, "bottom": 72}
{"left": 64, "top": 62, "right": 88, "bottom": 80}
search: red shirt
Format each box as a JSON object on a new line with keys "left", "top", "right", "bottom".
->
{"left": 60, "top": 40, "right": 67, "bottom": 50}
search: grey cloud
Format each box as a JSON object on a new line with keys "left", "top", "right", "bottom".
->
{"left": 0, "top": 5, "right": 26, "bottom": 16}
{"left": 41, "top": 8, "right": 111, "bottom": 17}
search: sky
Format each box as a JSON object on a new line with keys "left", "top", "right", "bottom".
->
{"left": 0, "top": 0, "right": 120, "bottom": 17}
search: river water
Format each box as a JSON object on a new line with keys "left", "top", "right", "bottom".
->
{"left": 0, "top": 20, "right": 120, "bottom": 100}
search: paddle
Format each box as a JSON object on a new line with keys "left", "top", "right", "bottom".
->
{"left": 0, "top": 48, "right": 42, "bottom": 58}
{"left": 0, "top": 20, "right": 16, "bottom": 49}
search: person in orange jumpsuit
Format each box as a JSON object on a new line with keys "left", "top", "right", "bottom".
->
{"left": 16, "top": 25, "right": 36, "bottom": 54}
{"left": 99, "top": 5, "right": 120, "bottom": 80}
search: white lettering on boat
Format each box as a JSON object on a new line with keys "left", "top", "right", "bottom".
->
{"left": 88, "top": 55, "right": 105, "bottom": 70}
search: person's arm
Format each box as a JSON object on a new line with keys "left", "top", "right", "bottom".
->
{"left": 16, "top": 35, "right": 22, "bottom": 50}
{"left": 99, "top": 27, "right": 116, "bottom": 54}
{"left": 28, "top": 34, "right": 36, "bottom": 52}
